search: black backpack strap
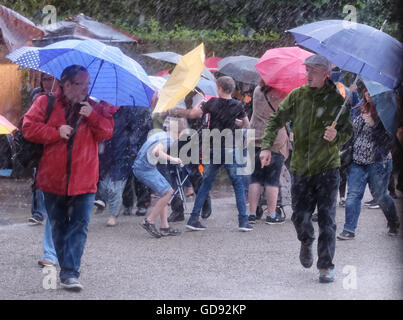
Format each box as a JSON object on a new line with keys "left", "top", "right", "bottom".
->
{"left": 263, "top": 93, "right": 276, "bottom": 113}
{"left": 44, "top": 93, "right": 56, "bottom": 124}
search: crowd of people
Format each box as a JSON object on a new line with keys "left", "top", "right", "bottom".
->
{"left": 1, "top": 53, "right": 402, "bottom": 291}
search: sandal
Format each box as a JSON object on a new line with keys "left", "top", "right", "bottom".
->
{"left": 159, "top": 227, "right": 181, "bottom": 236}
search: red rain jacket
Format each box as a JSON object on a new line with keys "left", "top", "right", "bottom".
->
{"left": 22, "top": 93, "right": 114, "bottom": 196}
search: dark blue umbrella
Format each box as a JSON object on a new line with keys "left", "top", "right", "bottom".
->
{"left": 288, "top": 20, "right": 403, "bottom": 89}
{"left": 362, "top": 78, "right": 400, "bottom": 136}
{"left": 7, "top": 39, "right": 154, "bottom": 107}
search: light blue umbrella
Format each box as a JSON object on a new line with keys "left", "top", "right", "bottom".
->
{"left": 7, "top": 39, "right": 154, "bottom": 107}
{"left": 288, "top": 20, "right": 403, "bottom": 89}
{"left": 362, "top": 78, "right": 400, "bottom": 136}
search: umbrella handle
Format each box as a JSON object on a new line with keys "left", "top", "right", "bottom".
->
{"left": 331, "top": 121, "right": 337, "bottom": 128}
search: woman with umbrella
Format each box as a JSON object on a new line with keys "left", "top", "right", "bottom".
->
{"left": 338, "top": 83, "right": 400, "bottom": 240}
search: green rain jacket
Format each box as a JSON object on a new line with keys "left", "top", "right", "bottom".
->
{"left": 261, "top": 79, "right": 353, "bottom": 177}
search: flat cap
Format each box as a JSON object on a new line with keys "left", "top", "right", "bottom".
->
{"left": 303, "top": 55, "right": 332, "bottom": 72}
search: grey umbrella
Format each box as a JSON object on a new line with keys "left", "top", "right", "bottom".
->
{"left": 217, "top": 55, "right": 260, "bottom": 84}
{"left": 143, "top": 51, "right": 216, "bottom": 82}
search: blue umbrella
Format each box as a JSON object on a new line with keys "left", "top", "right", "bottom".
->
{"left": 288, "top": 20, "right": 403, "bottom": 89}
{"left": 7, "top": 39, "right": 154, "bottom": 107}
{"left": 362, "top": 78, "right": 400, "bottom": 136}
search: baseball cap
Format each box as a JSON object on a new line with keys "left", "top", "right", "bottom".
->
{"left": 303, "top": 55, "right": 332, "bottom": 72}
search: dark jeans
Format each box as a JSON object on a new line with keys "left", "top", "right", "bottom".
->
{"left": 339, "top": 165, "right": 348, "bottom": 199}
{"left": 122, "top": 171, "right": 151, "bottom": 209}
{"left": 158, "top": 163, "right": 211, "bottom": 215}
{"left": 291, "top": 168, "right": 340, "bottom": 269}
{"left": 43, "top": 192, "right": 95, "bottom": 281}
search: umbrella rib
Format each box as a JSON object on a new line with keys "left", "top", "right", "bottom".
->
{"left": 113, "top": 63, "right": 118, "bottom": 106}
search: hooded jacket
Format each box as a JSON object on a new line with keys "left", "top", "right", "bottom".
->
{"left": 261, "top": 79, "right": 353, "bottom": 176}
{"left": 22, "top": 92, "right": 114, "bottom": 196}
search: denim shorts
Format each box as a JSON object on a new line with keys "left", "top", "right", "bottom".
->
{"left": 250, "top": 149, "right": 284, "bottom": 187}
{"left": 133, "top": 165, "right": 172, "bottom": 196}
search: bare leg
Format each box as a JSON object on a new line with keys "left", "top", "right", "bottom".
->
{"left": 146, "top": 189, "right": 173, "bottom": 225}
{"left": 248, "top": 183, "right": 262, "bottom": 214}
{"left": 265, "top": 185, "right": 279, "bottom": 214}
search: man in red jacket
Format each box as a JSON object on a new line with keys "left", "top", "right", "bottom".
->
{"left": 23, "top": 65, "right": 114, "bottom": 291}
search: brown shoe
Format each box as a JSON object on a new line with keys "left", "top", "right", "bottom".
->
{"left": 38, "top": 260, "right": 54, "bottom": 268}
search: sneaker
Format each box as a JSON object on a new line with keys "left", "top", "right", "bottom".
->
{"left": 186, "top": 188, "right": 194, "bottom": 197}
{"left": 239, "top": 221, "right": 253, "bottom": 232}
{"left": 61, "top": 278, "right": 83, "bottom": 291}
{"left": 337, "top": 230, "right": 355, "bottom": 240}
{"left": 186, "top": 219, "right": 206, "bottom": 231}
{"left": 160, "top": 227, "right": 181, "bottom": 236}
{"left": 312, "top": 213, "right": 318, "bottom": 222}
{"left": 168, "top": 211, "right": 185, "bottom": 222}
{"left": 140, "top": 219, "right": 161, "bottom": 238}
{"left": 364, "top": 199, "right": 376, "bottom": 207}
{"left": 339, "top": 200, "right": 346, "bottom": 207}
{"left": 299, "top": 242, "right": 313, "bottom": 268}
{"left": 388, "top": 222, "right": 400, "bottom": 236}
{"left": 94, "top": 199, "right": 106, "bottom": 209}
{"left": 265, "top": 212, "right": 285, "bottom": 225}
{"left": 135, "top": 207, "right": 147, "bottom": 216}
{"left": 319, "top": 268, "right": 335, "bottom": 283}
{"left": 38, "top": 260, "right": 54, "bottom": 268}
{"left": 256, "top": 206, "right": 263, "bottom": 220}
{"left": 123, "top": 206, "right": 132, "bottom": 216}
{"left": 368, "top": 203, "right": 380, "bottom": 209}
{"left": 248, "top": 214, "right": 257, "bottom": 224}
{"left": 201, "top": 199, "right": 212, "bottom": 219}
{"left": 28, "top": 216, "right": 43, "bottom": 225}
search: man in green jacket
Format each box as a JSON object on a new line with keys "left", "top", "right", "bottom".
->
{"left": 260, "top": 55, "right": 353, "bottom": 283}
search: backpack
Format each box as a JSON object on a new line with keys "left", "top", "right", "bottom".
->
{"left": 12, "top": 94, "right": 56, "bottom": 170}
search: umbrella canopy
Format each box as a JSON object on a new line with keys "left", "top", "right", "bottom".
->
{"left": 143, "top": 51, "right": 216, "bottom": 82}
{"left": 149, "top": 75, "right": 218, "bottom": 97}
{"left": 255, "top": 47, "right": 314, "bottom": 94}
{"left": 362, "top": 78, "right": 400, "bottom": 136}
{"left": 205, "top": 56, "right": 222, "bottom": 72}
{"left": 0, "top": 114, "right": 17, "bottom": 134}
{"left": 288, "top": 20, "right": 403, "bottom": 89}
{"left": 153, "top": 43, "right": 205, "bottom": 113}
{"left": 7, "top": 39, "right": 154, "bottom": 107}
{"left": 218, "top": 55, "right": 260, "bottom": 84}
{"left": 38, "top": 14, "right": 139, "bottom": 44}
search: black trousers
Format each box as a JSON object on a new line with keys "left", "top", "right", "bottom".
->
{"left": 291, "top": 168, "right": 340, "bottom": 269}
{"left": 122, "top": 171, "right": 151, "bottom": 209}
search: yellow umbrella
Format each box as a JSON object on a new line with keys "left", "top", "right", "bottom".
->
{"left": 0, "top": 114, "right": 17, "bottom": 134}
{"left": 153, "top": 43, "right": 205, "bottom": 113}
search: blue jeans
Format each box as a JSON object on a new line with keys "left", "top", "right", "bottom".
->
{"left": 41, "top": 217, "right": 58, "bottom": 265}
{"left": 31, "top": 188, "right": 47, "bottom": 220}
{"left": 97, "top": 173, "right": 127, "bottom": 216}
{"left": 43, "top": 192, "right": 95, "bottom": 281}
{"left": 343, "top": 161, "right": 399, "bottom": 233}
{"left": 189, "top": 148, "right": 247, "bottom": 225}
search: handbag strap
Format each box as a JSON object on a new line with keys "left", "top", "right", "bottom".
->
{"left": 263, "top": 93, "right": 276, "bottom": 113}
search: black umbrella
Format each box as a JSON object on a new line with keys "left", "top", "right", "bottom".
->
{"left": 217, "top": 55, "right": 260, "bottom": 84}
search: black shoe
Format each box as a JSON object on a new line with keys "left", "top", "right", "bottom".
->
{"left": 388, "top": 222, "right": 400, "bottom": 236}
{"left": 168, "top": 211, "right": 185, "bottom": 222}
{"left": 160, "top": 227, "right": 181, "bottom": 236}
{"left": 61, "top": 278, "right": 83, "bottom": 291}
{"left": 201, "top": 198, "right": 212, "bottom": 219}
{"left": 186, "top": 219, "right": 206, "bottom": 231}
{"left": 299, "top": 242, "right": 313, "bottom": 268}
{"left": 312, "top": 213, "right": 318, "bottom": 222}
{"left": 337, "top": 230, "right": 355, "bottom": 240}
{"left": 135, "top": 207, "right": 147, "bottom": 216}
{"left": 364, "top": 199, "right": 377, "bottom": 207}
{"left": 140, "top": 219, "right": 161, "bottom": 238}
{"left": 123, "top": 206, "right": 133, "bottom": 216}
{"left": 239, "top": 221, "right": 253, "bottom": 232}
{"left": 28, "top": 215, "right": 43, "bottom": 225}
{"left": 248, "top": 214, "right": 257, "bottom": 224}
{"left": 319, "top": 268, "right": 335, "bottom": 283}
{"left": 339, "top": 200, "right": 346, "bottom": 207}
{"left": 265, "top": 212, "right": 285, "bottom": 225}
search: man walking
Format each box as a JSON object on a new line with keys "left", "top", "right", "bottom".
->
{"left": 22, "top": 65, "right": 114, "bottom": 291}
{"left": 260, "top": 55, "right": 353, "bottom": 283}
